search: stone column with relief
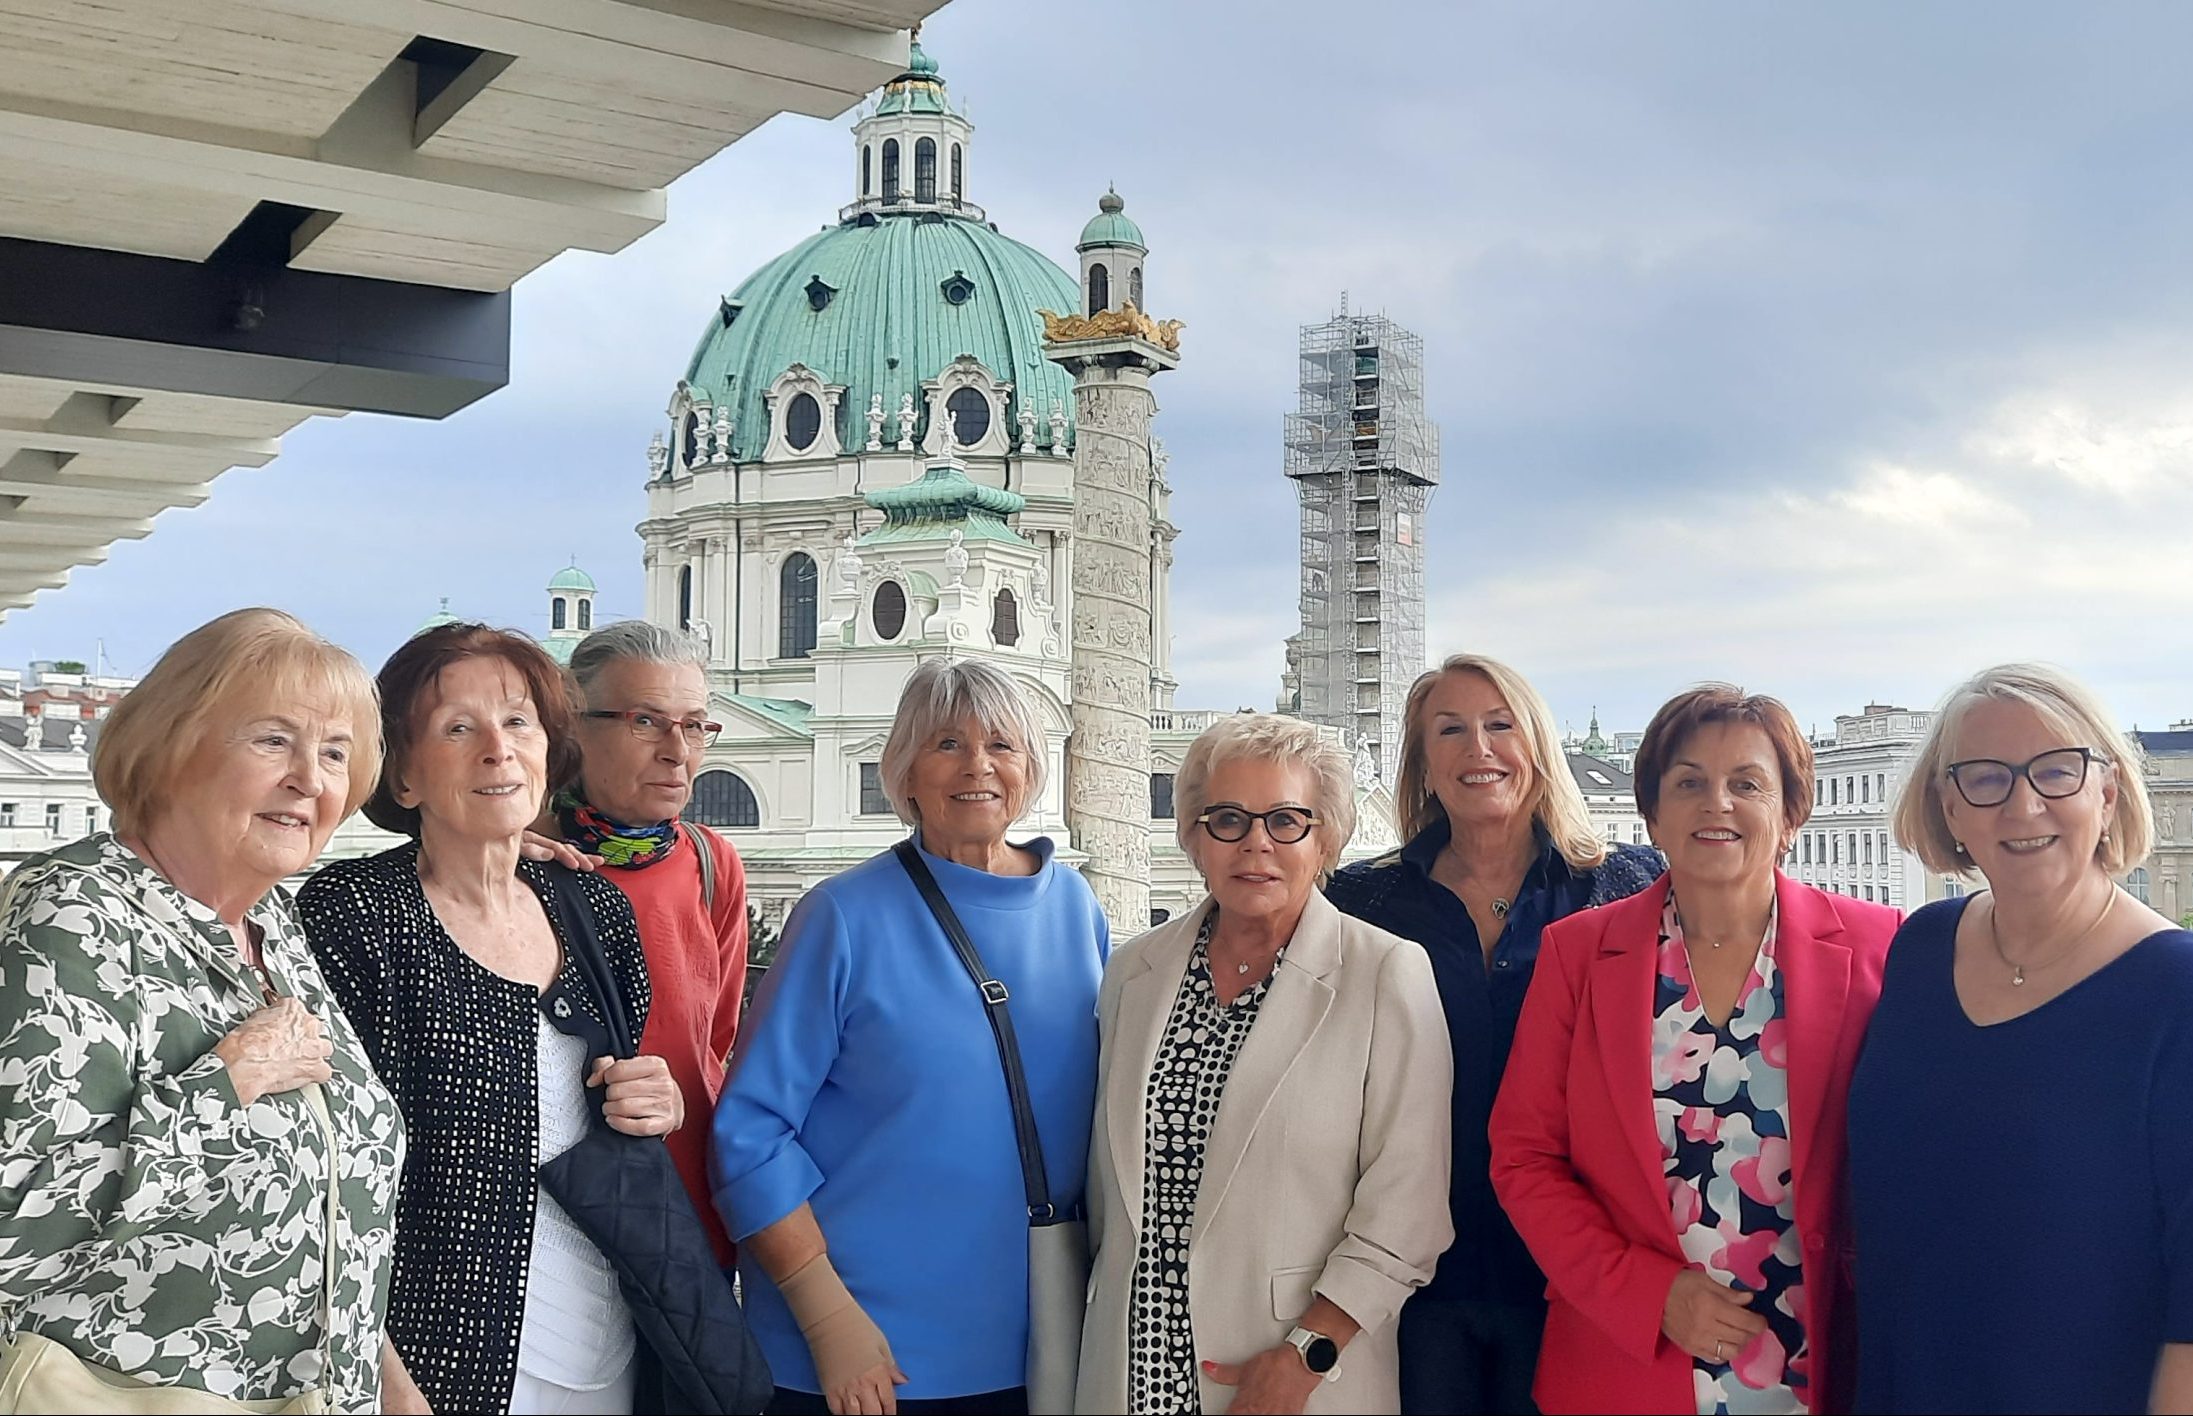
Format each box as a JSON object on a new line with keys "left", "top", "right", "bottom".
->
{"left": 1043, "top": 310, "right": 1181, "bottom": 936}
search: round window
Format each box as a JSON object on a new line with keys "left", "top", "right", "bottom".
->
{"left": 947, "top": 387, "right": 990, "bottom": 446}
{"left": 872, "top": 580, "right": 907, "bottom": 641}
{"left": 785, "top": 392, "right": 822, "bottom": 451}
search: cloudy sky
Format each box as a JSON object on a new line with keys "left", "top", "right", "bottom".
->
{"left": 7, "top": 1, "right": 2193, "bottom": 739}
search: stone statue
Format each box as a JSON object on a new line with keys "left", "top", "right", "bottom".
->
{"left": 1017, "top": 402, "right": 1037, "bottom": 452}
{"left": 1150, "top": 434, "right": 1170, "bottom": 482}
{"left": 943, "top": 529, "right": 968, "bottom": 587}
{"left": 836, "top": 530, "right": 863, "bottom": 596}
{"left": 1031, "top": 552, "right": 1050, "bottom": 604}
{"left": 865, "top": 392, "right": 885, "bottom": 452}
{"left": 646, "top": 431, "right": 668, "bottom": 479}
{"left": 896, "top": 394, "right": 917, "bottom": 451}
{"left": 686, "top": 403, "right": 710, "bottom": 469}
{"left": 711, "top": 409, "right": 732, "bottom": 464}
{"left": 2165, "top": 800, "right": 2179, "bottom": 840}
{"left": 687, "top": 617, "right": 714, "bottom": 659}
{"left": 1049, "top": 400, "right": 1068, "bottom": 456}
{"left": 1353, "top": 737, "right": 1378, "bottom": 790}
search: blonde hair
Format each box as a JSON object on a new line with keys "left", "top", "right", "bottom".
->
{"left": 1392, "top": 654, "right": 1607, "bottom": 870}
{"left": 94, "top": 608, "right": 382, "bottom": 838}
{"left": 1174, "top": 713, "right": 1357, "bottom": 880}
{"left": 880, "top": 657, "right": 1048, "bottom": 827}
{"left": 1892, "top": 662, "right": 2151, "bottom": 877}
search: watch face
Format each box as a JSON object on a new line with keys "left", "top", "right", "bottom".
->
{"left": 1304, "top": 1337, "right": 1339, "bottom": 1374}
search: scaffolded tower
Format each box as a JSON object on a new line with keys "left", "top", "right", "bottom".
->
{"left": 1284, "top": 301, "right": 1440, "bottom": 784}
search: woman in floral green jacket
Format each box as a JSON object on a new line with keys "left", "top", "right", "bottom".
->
{"left": 0, "top": 609, "right": 419, "bottom": 1413}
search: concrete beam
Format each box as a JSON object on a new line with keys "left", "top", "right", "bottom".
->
{"left": 0, "top": 237, "right": 509, "bottom": 418}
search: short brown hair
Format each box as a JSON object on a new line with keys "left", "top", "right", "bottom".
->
{"left": 364, "top": 623, "right": 579, "bottom": 837}
{"left": 95, "top": 608, "right": 381, "bottom": 839}
{"left": 1633, "top": 684, "right": 1814, "bottom": 837}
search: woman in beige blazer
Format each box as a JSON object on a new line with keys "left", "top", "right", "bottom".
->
{"left": 1078, "top": 714, "right": 1455, "bottom": 1416}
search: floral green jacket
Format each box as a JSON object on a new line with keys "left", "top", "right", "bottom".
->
{"left": 0, "top": 834, "right": 404, "bottom": 1410}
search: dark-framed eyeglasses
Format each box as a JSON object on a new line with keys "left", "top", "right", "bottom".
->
{"left": 1945, "top": 747, "right": 2100, "bottom": 808}
{"left": 1196, "top": 805, "right": 1318, "bottom": 845}
{"left": 581, "top": 709, "right": 723, "bottom": 749}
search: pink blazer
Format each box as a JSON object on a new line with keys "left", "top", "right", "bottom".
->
{"left": 1488, "top": 873, "right": 1896, "bottom": 1415}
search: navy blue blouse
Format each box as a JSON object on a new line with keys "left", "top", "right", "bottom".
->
{"left": 1848, "top": 897, "right": 2193, "bottom": 1413}
{"left": 1325, "top": 820, "right": 1662, "bottom": 1305}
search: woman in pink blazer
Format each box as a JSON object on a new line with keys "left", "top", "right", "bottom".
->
{"left": 1490, "top": 686, "right": 1896, "bottom": 1415}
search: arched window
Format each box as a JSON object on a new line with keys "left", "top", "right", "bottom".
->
{"left": 690, "top": 770, "right": 760, "bottom": 829}
{"left": 578, "top": 599, "right": 592, "bottom": 631}
{"left": 947, "top": 387, "right": 990, "bottom": 446}
{"left": 2130, "top": 866, "right": 2153, "bottom": 905}
{"left": 991, "top": 587, "right": 1020, "bottom": 646}
{"left": 861, "top": 143, "right": 872, "bottom": 196}
{"left": 1130, "top": 265, "right": 1143, "bottom": 309}
{"left": 872, "top": 581, "right": 907, "bottom": 641}
{"left": 678, "top": 565, "right": 693, "bottom": 630}
{"left": 779, "top": 552, "right": 818, "bottom": 659}
{"left": 683, "top": 410, "right": 706, "bottom": 467}
{"left": 1087, "top": 262, "right": 1109, "bottom": 316}
{"left": 881, "top": 139, "right": 900, "bottom": 201}
{"left": 785, "top": 392, "right": 822, "bottom": 451}
{"left": 552, "top": 596, "right": 568, "bottom": 630}
{"left": 950, "top": 143, "right": 963, "bottom": 201}
{"left": 915, "top": 137, "right": 936, "bottom": 202}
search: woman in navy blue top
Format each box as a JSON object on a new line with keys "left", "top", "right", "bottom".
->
{"left": 712, "top": 660, "right": 1109, "bottom": 1416}
{"left": 1849, "top": 664, "right": 2193, "bottom": 1414}
{"left": 1326, "top": 654, "right": 1661, "bottom": 1414}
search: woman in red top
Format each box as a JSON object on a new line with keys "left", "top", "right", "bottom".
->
{"left": 545, "top": 621, "right": 750, "bottom": 1264}
{"left": 1489, "top": 686, "right": 1896, "bottom": 1415}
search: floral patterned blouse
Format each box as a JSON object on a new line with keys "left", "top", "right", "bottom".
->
{"left": 1650, "top": 895, "right": 1807, "bottom": 1416}
{"left": 0, "top": 834, "right": 404, "bottom": 1410}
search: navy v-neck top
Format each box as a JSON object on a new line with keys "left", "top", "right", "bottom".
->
{"left": 1848, "top": 896, "right": 2193, "bottom": 1413}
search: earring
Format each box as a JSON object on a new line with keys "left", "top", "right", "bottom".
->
{"left": 1954, "top": 841, "right": 1967, "bottom": 854}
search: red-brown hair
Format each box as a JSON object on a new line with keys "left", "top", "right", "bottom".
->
{"left": 1633, "top": 684, "right": 1813, "bottom": 835}
{"left": 364, "top": 623, "right": 579, "bottom": 837}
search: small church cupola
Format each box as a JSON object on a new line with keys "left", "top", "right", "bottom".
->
{"left": 545, "top": 562, "right": 597, "bottom": 665}
{"left": 849, "top": 35, "right": 977, "bottom": 219}
{"left": 1077, "top": 188, "right": 1147, "bottom": 317}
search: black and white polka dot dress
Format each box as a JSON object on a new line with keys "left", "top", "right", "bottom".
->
{"left": 1128, "top": 908, "right": 1280, "bottom": 1415}
{"left": 297, "top": 844, "right": 649, "bottom": 1416}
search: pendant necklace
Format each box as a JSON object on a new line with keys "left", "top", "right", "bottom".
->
{"left": 1490, "top": 897, "right": 1510, "bottom": 919}
{"left": 1989, "top": 885, "right": 2117, "bottom": 986}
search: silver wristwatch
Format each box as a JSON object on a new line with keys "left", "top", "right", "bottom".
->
{"left": 1285, "top": 1325, "right": 1342, "bottom": 1383}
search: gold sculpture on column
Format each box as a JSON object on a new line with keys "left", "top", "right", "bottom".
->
{"left": 1037, "top": 302, "right": 1185, "bottom": 352}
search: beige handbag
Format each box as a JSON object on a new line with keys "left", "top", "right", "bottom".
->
{"left": 0, "top": 867, "right": 344, "bottom": 1415}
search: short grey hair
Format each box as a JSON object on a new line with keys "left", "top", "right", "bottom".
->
{"left": 880, "top": 657, "right": 1048, "bottom": 827}
{"left": 1174, "top": 713, "right": 1357, "bottom": 880}
{"left": 568, "top": 620, "right": 709, "bottom": 704}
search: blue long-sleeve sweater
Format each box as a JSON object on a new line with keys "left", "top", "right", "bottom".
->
{"left": 711, "top": 835, "right": 1109, "bottom": 1399}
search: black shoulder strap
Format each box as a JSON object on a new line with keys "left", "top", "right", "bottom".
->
{"left": 892, "top": 839, "right": 1059, "bottom": 1218}
{"left": 682, "top": 820, "right": 717, "bottom": 911}
{"left": 540, "top": 864, "right": 637, "bottom": 1060}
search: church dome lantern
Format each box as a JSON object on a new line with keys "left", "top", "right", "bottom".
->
{"left": 1077, "top": 189, "right": 1148, "bottom": 318}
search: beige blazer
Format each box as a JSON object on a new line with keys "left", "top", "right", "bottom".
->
{"left": 1076, "top": 891, "right": 1454, "bottom": 1415}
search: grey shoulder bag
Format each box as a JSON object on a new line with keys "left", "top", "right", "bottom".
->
{"left": 893, "top": 841, "right": 1087, "bottom": 1416}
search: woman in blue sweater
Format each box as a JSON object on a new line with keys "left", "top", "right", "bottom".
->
{"left": 712, "top": 658, "right": 1109, "bottom": 1416}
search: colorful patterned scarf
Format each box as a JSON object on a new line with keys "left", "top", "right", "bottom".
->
{"left": 557, "top": 789, "right": 681, "bottom": 869}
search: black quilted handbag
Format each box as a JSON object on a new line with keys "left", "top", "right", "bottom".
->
{"left": 536, "top": 869, "right": 774, "bottom": 1415}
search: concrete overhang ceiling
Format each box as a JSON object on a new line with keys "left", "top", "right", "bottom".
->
{"left": 0, "top": 0, "right": 948, "bottom": 614}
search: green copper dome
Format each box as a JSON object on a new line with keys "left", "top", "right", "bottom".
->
{"left": 874, "top": 40, "right": 952, "bottom": 115}
{"left": 548, "top": 563, "right": 596, "bottom": 593}
{"left": 684, "top": 213, "right": 1080, "bottom": 462}
{"left": 1078, "top": 190, "right": 1145, "bottom": 251}
{"left": 862, "top": 461, "right": 1027, "bottom": 545}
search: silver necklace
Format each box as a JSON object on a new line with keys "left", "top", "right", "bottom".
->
{"left": 1989, "top": 886, "right": 2116, "bottom": 986}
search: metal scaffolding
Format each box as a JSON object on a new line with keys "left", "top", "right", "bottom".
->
{"left": 1283, "top": 301, "right": 1440, "bottom": 784}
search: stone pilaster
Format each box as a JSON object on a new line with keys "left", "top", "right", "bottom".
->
{"left": 1044, "top": 331, "right": 1179, "bottom": 936}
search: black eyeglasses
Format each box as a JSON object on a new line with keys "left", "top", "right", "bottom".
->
{"left": 1945, "top": 747, "right": 2100, "bottom": 808}
{"left": 1196, "top": 805, "right": 1318, "bottom": 845}
{"left": 581, "top": 709, "right": 723, "bottom": 749}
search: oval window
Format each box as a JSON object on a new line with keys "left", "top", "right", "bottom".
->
{"left": 785, "top": 391, "right": 822, "bottom": 451}
{"left": 947, "top": 387, "right": 990, "bottom": 446}
{"left": 872, "top": 581, "right": 907, "bottom": 640}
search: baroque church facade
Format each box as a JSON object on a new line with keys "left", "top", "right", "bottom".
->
{"left": 628, "top": 45, "right": 1395, "bottom": 929}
